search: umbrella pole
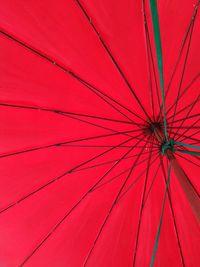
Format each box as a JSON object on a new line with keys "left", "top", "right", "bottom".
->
{"left": 153, "top": 128, "right": 200, "bottom": 222}
{"left": 169, "top": 156, "right": 200, "bottom": 222}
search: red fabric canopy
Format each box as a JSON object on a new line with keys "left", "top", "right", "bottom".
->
{"left": 0, "top": 0, "right": 199, "bottom": 266}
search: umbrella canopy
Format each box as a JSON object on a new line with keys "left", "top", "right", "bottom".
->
{"left": 0, "top": 0, "right": 199, "bottom": 266}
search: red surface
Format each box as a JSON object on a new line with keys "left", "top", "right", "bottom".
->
{"left": 0, "top": 0, "right": 199, "bottom": 266}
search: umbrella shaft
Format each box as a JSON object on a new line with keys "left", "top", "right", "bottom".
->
{"left": 154, "top": 128, "right": 200, "bottom": 222}
{"left": 170, "top": 157, "right": 200, "bottom": 222}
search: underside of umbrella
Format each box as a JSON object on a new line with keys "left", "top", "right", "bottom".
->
{"left": 0, "top": 0, "right": 199, "bottom": 266}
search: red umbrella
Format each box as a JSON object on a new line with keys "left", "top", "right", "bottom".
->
{"left": 0, "top": 0, "right": 199, "bottom": 266}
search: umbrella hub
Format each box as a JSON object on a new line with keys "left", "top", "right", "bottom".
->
{"left": 160, "top": 139, "right": 175, "bottom": 160}
{"left": 144, "top": 123, "right": 176, "bottom": 159}
{"left": 161, "top": 139, "right": 175, "bottom": 154}
{"left": 144, "top": 121, "right": 162, "bottom": 135}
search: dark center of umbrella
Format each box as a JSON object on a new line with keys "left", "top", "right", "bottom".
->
{"left": 144, "top": 121, "right": 162, "bottom": 135}
{"left": 144, "top": 121, "right": 176, "bottom": 158}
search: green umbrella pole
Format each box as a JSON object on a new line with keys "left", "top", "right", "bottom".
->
{"left": 154, "top": 128, "right": 200, "bottom": 222}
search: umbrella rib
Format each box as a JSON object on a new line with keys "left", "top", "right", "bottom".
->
{"left": 142, "top": 162, "right": 160, "bottom": 207}
{"left": 0, "top": 152, "right": 153, "bottom": 216}
{"left": 168, "top": 113, "right": 200, "bottom": 124}
{"left": 166, "top": 73, "right": 200, "bottom": 116}
{"left": 57, "top": 111, "right": 132, "bottom": 125}
{"left": 188, "top": 140, "right": 200, "bottom": 146}
{"left": 82, "top": 141, "right": 148, "bottom": 267}
{"left": 170, "top": 131, "right": 200, "bottom": 144}
{"left": 76, "top": 149, "right": 159, "bottom": 173}
{"left": 132, "top": 142, "right": 155, "bottom": 266}
{"left": 1, "top": 104, "right": 139, "bottom": 145}
{"left": 160, "top": 157, "right": 185, "bottom": 267}
{"left": 170, "top": 126, "right": 200, "bottom": 130}
{"left": 167, "top": 97, "right": 200, "bottom": 122}
{"left": 142, "top": 2, "right": 155, "bottom": 120}
{"left": 142, "top": 0, "right": 161, "bottom": 119}
{"left": 176, "top": 153, "right": 200, "bottom": 168}
{"left": 20, "top": 139, "right": 142, "bottom": 266}
{"left": 146, "top": 31, "right": 162, "bottom": 121}
{"left": 74, "top": 0, "right": 152, "bottom": 122}
{"left": 61, "top": 117, "right": 153, "bottom": 146}
{"left": 173, "top": 105, "right": 200, "bottom": 141}
{"left": 169, "top": 19, "right": 196, "bottom": 138}
{"left": 58, "top": 107, "right": 144, "bottom": 130}
{"left": 150, "top": 160, "right": 172, "bottom": 267}
{"left": 178, "top": 128, "right": 200, "bottom": 143}
{"left": 58, "top": 112, "right": 146, "bottom": 139}
{"left": 175, "top": 146, "right": 200, "bottom": 164}
{"left": 0, "top": 129, "right": 138, "bottom": 159}
{"left": 55, "top": 112, "right": 136, "bottom": 138}
{"left": 61, "top": 136, "right": 159, "bottom": 148}
{"left": 91, "top": 167, "right": 131, "bottom": 193}
{"left": 168, "top": 100, "right": 200, "bottom": 141}
{"left": 0, "top": 135, "right": 139, "bottom": 215}
{"left": 186, "top": 140, "right": 200, "bottom": 147}
{"left": 61, "top": 145, "right": 158, "bottom": 148}
{"left": 149, "top": 0, "right": 168, "bottom": 139}
{"left": 158, "top": 1, "right": 200, "bottom": 119}
{"left": 0, "top": 102, "right": 132, "bottom": 125}
{"left": 3, "top": 154, "right": 157, "bottom": 217}
{"left": 91, "top": 152, "right": 157, "bottom": 194}
{"left": 116, "top": 153, "right": 160, "bottom": 204}
{"left": 0, "top": 30, "right": 147, "bottom": 125}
